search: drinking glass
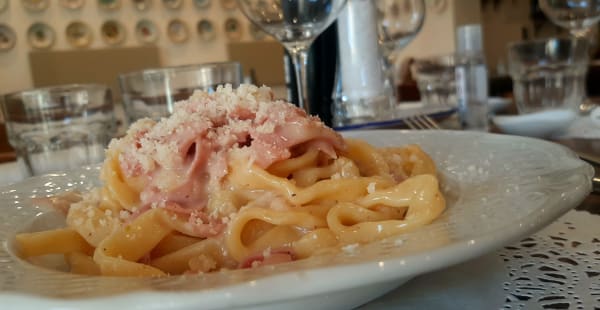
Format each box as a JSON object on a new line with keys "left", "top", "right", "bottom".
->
{"left": 538, "top": 0, "right": 600, "bottom": 39}
{"left": 539, "top": 0, "right": 600, "bottom": 112}
{"left": 237, "top": 0, "right": 347, "bottom": 114}
{"left": 1, "top": 84, "right": 117, "bottom": 176}
{"left": 507, "top": 38, "right": 589, "bottom": 114}
{"left": 119, "top": 62, "right": 243, "bottom": 124}
{"left": 374, "top": 0, "right": 425, "bottom": 84}
{"left": 411, "top": 54, "right": 458, "bottom": 106}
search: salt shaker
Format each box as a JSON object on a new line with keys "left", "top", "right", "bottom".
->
{"left": 332, "top": 0, "right": 396, "bottom": 127}
{"left": 455, "top": 24, "right": 489, "bottom": 131}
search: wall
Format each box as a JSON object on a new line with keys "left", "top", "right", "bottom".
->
{"left": 480, "top": 0, "right": 564, "bottom": 76}
{"left": 0, "top": 0, "right": 259, "bottom": 94}
{"left": 481, "top": 0, "right": 531, "bottom": 76}
{"left": 394, "top": 0, "right": 486, "bottom": 68}
{"left": 453, "top": 0, "right": 481, "bottom": 27}
{"left": 395, "top": 0, "right": 458, "bottom": 63}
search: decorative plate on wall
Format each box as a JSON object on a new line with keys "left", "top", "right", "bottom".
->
{"left": 220, "top": 0, "right": 236, "bottom": 10}
{"left": 27, "top": 22, "right": 55, "bottom": 49}
{"left": 167, "top": 18, "right": 190, "bottom": 44}
{"left": 193, "top": 0, "right": 211, "bottom": 9}
{"left": 133, "top": 0, "right": 151, "bottom": 11}
{"left": 0, "top": 0, "right": 9, "bottom": 13}
{"left": 101, "top": 20, "right": 126, "bottom": 45}
{"left": 60, "top": 0, "right": 84, "bottom": 10}
{"left": 22, "top": 0, "right": 49, "bottom": 12}
{"left": 249, "top": 22, "right": 266, "bottom": 40}
{"left": 65, "top": 21, "right": 93, "bottom": 48}
{"left": 135, "top": 19, "right": 159, "bottom": 44}
{"left": 224, "top": 17, "right": 242, "bottom": 41}
{"left": 98, "top": 0, "right": 120, "bottom": 11}
{"left": 0, "top": 24, "right": 16, "bottom": 52}
{"left": 162, "top": 0, "right": 182, "bottom": 9}
{"left": 196, "top": 19, "right": 216, "bottom": 41}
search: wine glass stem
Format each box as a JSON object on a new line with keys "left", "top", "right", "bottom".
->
{"left": 286, "top": 45, "right": 311, "bottom": 114}
{"left": 383, "top": 51, "right": 400, "bottom": 87}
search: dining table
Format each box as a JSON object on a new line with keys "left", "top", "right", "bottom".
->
{"left": 0, "top": 104, "right": 598, "bottom": 310}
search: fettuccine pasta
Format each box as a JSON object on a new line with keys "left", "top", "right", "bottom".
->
{"left": 15, "top": 84, "right": 445, "bottom": 276}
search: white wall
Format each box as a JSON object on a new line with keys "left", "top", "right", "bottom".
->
{"left": 0, "top": 0, "right": 257, "bottom": 94}
{"left": 394, "top": 0, "right": 458, "bottom": 62}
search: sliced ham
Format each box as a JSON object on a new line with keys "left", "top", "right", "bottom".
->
{"left": 107, "top": 84, "right": 345, "bottom": 233}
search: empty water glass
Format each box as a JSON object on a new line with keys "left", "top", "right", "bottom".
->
{"left": 507, "top": 38, "right": 589, "bottom": 114}
{"left": 411, "top": 55, "right": 458, "bottom": 106}
{"left": 118, "top": 62, "right": 243, "bottom": 124}
{"left": 2, "top": 84, "right": 117, "bottom": 176}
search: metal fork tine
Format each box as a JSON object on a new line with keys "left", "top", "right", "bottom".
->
{"left": 414, "top": 116, "right": 429, "bottom": 129}
{"left": 419, "top": 115, "right": 441, "bottom": 129}
{"left": 404, "top": 115, "right": 440, "bottom": 130}
{"left": 404, "top": 117, "right": 419, "bottom": 130}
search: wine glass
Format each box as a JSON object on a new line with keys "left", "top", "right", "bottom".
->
{"left": 539, "top": 0, "right": 600, "bottom": 112}
{"left": 539, "top": 0, "right": 600, "bottom": 39}
{"left": 374, "top": 0, "right": 425, "bottom": 84}
{"left": 237, "top": 0, "right": 347, "bottom": 114}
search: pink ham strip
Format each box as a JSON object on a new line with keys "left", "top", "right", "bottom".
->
{"left": 112, "top": 86, "right": 345, "bottom": 234}
{"left": 239, "top": 248, "right": 296, "bottom": 269}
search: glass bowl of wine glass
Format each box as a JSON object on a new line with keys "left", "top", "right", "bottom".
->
{"left": 237, "top": 0, "right": 347, "bottom": 114}
{"left": 539, "top": 0, "right": 600, "bottom": 38}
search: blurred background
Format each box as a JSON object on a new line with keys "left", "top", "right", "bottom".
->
{"left": 1, "top": 0, "right": 593, "bottom": 101}
{"left": 1, "top": 0, "right": 599, "bottom": 161}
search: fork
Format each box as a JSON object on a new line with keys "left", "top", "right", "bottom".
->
{"left": 403, "top": 114, "right": 441, "bottom": 130}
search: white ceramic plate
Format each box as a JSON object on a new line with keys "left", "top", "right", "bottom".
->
{"left": 97, "top": 0, "right": 120, "bottom": 11}
{"left": 22, "top": 0, "right": 49, "bottom": 12}
{"left": 135, "top": 19, "right": 159, "bottom": 44}
{"left": 167, "top": 18, "right": 190, "bottom": 44}
{"left": 100, "top": 19, "right": 127, "bottom": 45}
{"left": 0, "top": 131, "right": 592, "bottom": 310}
{"left": 334, "top": 102, "right": 456, "bottom": 130}
{"left": 488, "top": 96, "right": 511, "bottom": 113}
{"left": 197, "top": 19, "right": 216, "bottom": 41}
{"left": 26, "top": 22, "right": 55, "bottom": 50}
{"left": 492, "top": 109, "right": 577, "bottom": 138}
{"left": 162, "top": 0, "right": 182, "bottom": 9}
{"left": 101, "top": 20, "right": 126, "bottom": 46}
{"left": 193, "top": 0, "right": 211, "bottom": 9}
{"left": 65, "top": 21, "right": 93, "bottom": 48}
{"left": 132, "top": 0, "right": 151, "bottom": 11}
{"left": 0, "top": 24, "right": 17, "bottom": 52}
{"left": 60, "top": 0, "right": 85, "bottom": 10}
{"left": 224, "top": 17, "right": 242, "bottom": 41}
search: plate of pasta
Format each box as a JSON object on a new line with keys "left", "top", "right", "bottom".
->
{"left": 0, "top": 85, "right": 593, "bottom": 310}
